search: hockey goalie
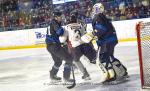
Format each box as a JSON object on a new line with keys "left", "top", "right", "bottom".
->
{"left": 81, "top": 3, "right": 129, "bottom": 85}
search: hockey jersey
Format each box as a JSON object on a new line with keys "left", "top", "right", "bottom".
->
{"left": 64, "top": 23, "right": 85, "bottom": 47}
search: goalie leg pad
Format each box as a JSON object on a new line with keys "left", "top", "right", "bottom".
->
{"left": 108, "top": 68, "right": 115, "bottom": 80}
{"left": 111, "top": 58, "right": 128, "bottom": 79}
{"left": 98, "top": 62, "right": 116, "bottom": 82}
{"left": 98, "top": 52, "right": 116, "bottom": 82}
{"left": 98, "top": 63, "right": 109, "bottom": 82}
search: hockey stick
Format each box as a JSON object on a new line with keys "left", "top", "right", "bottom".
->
{"left": 96, "top": 47, "right": 104, "bottom": 71}
{"left": 67, "top": 65, "right": 76, "bottom": 89}
{"left": 96, "top": 46, "right": 109, "bottom": 83}
{"left": 96, "top": 46, "right": 100, "bottom": 65}
{"left": 66, "top": 41, "right": 76, "bottom": 89}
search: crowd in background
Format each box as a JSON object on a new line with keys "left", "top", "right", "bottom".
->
{"left": 0, "top": 0, "right": 149, "bottom": 31}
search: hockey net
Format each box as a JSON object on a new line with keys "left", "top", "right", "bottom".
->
{"left": 136, "top": 21, "right": 150, "bottom": 88}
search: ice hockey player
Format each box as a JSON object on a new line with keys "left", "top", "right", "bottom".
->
{"left": 90, "top": 3, "right": 128, "bottom": 84}
{"left": 45, "top": 10, "right": 74, "bottom": 83}
{"left": 60, "top": 12, "right": 97, "bottom": 80}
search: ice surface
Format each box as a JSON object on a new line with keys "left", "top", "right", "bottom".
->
{"left": 0, "top": 42, "right": 149, "bottom": 91}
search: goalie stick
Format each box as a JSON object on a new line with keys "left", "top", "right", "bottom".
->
{"left": 96, "top": 46, "right": 109, "bottom": 81}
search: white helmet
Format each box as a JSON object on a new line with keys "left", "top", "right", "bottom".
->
{"left": 91, "top": 3, "right": 104, "bottom": 18}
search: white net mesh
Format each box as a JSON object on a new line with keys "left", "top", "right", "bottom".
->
{"left": 139, "top": 22, "right": 150, "bottom": 87}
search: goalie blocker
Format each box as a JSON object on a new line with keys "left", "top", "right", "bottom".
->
{"left": 81, "top": 32, "right": 98, "bottom": 50}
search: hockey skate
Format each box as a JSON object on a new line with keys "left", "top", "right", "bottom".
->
{"left": 50, "top": 75, "right": 62, "bottom": 83}
{"left": 101, "top": 68, "right": 116, "bottom": 85}
{"left": 122, "top": 72, "right": 129, "bottom": 79}
{"left": 50, "top": 67, "right": 62, "bottom": 83}
{"left": 111, "top": 59, "right": 129, "bottom": 81}
{"left": 102, "top": 76, "right": 129, "bottom": 85}
{"left": 63, "top": 66, "right": 74, "bottom": 85}
{"left": 102, "top": 69, "right": 129, "bottom": 85}
{"left": 82, "top": 68, "right": 91, "bottom": 80}
{"left": 74, "top": 61, "right": 91, "bottom": 80}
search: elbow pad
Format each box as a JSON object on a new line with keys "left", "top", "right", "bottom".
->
{"left": 59, "top": 30, "right": 68, "bottom": 43}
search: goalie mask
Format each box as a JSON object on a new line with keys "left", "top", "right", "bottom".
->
{"left": 91, "top": 3, "right": 104, "bottom": 19}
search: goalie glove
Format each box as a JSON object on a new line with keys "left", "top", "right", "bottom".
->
{"left": 81, "top": 32, "right": 94, "bottom": 43}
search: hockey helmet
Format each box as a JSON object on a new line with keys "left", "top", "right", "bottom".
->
{"left": 91, "top": 3, "right": 104, "bottom": 18}
{"left": 70, "top": 14, "right": 77, "bottom": 23}
{"left": 53, "top": 10, "right": 62, "bottom": 17}
{"left": 69, "top": 12, "right": 78, "bottom": 23}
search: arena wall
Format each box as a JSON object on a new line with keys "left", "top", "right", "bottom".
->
{"left": 0, "top": 18, "right": 150, "bottom": 50}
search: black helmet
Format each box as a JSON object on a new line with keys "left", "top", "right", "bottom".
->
{"left": 69, "top": 12, "right": 78, "bottom": 23}
{"left": 53, "top": 10, "right": 62, "bottom": 17}
{"left": 70, "top": 11, "right": 78, "bottom": 17}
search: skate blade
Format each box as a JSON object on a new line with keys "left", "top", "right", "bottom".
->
{"left": 123, "top": 75, "right": 129, "bottom": 78}
{"left": 117, "top": 75, "right": 130, "bottom": 81}
{"left": 102, "top": 78, "right": 129, "bottom": 85}
{"left": 63, "top": 81, "right": 75, "bottom": 86}
{"left": 83, "top": 77, "right": 91, "bottom": 81}
{"left": 50, "top": 80, "right": 62, "bottom": 84}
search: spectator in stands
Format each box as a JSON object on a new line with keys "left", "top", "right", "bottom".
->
{"left": 138, "top": 6, "right": 147, "bottom": 18}
{"left": 86, "top": 5, "right": 92, "bottom": 17}
{"left": 114, "top": 7, "right": 121, "bottom": 21}
{"left": 0, "top": 0, "right": 150, "bottom": 31}
{"left": 19, "top": 17, "right": 25, "bottom": 29}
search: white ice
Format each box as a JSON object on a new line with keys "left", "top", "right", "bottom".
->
{"left": 0, "top": 42, "right": 149, "bottom": 91}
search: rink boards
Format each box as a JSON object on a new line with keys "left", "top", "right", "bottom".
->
{"left": 0, "top": 18, "right": 150, "bottom": 50}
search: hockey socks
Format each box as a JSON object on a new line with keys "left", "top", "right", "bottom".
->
{"left": 74, "top": 61, "right": 91, "bottom": 80}
{"left": 63, "top": 64, "right": 74, "bottom": 83}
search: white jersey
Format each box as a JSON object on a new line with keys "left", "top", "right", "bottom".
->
{"left": 65, "top": 23, "right": 85, "bottom": 47}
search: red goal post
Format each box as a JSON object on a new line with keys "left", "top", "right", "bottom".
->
{"left": 136, "top": 21, "right": 150, "bottom": 89}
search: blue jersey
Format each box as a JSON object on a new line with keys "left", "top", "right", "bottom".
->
{"left": 45, "top": 19, "right": 64, "bottom": 44}
{"left": 92, "top": 13, "right": 118, "bottom": 46}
